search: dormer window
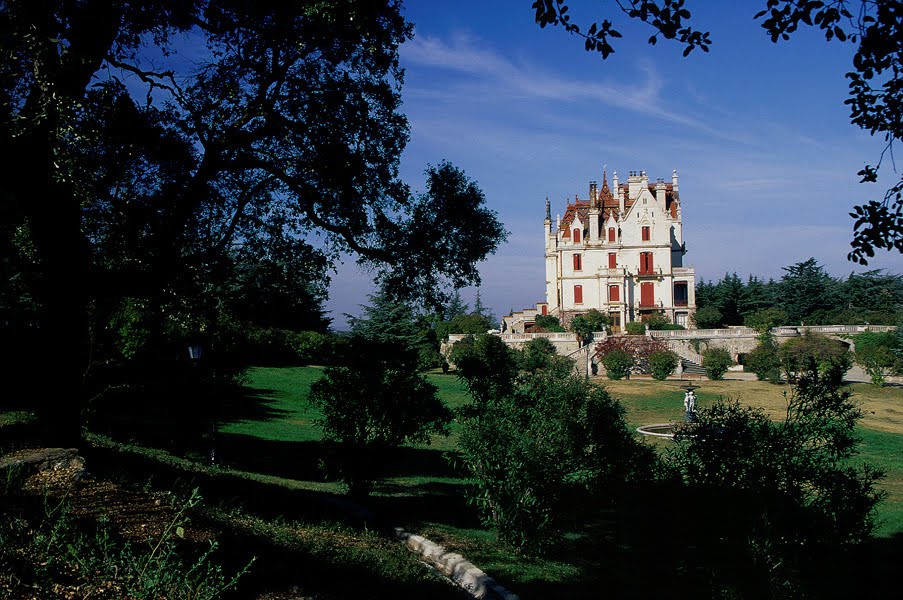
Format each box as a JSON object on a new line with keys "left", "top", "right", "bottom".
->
{"left": 642, "top": 226, "right": 650, "bottom": 241}
{"left": 608, "top": 227, "right": 616, "bottom": 242}
{"left": 573, "top": 228, "right": 581, "bottom": 243}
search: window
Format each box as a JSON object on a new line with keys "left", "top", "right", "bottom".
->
{"left": 674, "top": 282, "right": 689, "bottom": 306}
{"left": 640, "top": 252, "right": 654, "bottom": 274}
{"left": 573, "top": 253, "right": 582, "bottom": 271}
{"left": 610, "top": 312, "right": 621, "bottom": 330}
{"left": 541, "top": 305, "right": 548, "bottom": 316}
{"left": 640, "top": 282, "right": 655, "bottom": 306}
{"left": 608, "top": 227, "right": 616, "bottom": 242}
{"left": 642, "top": 226, "right": 650, "bottom": 241}
{"left": 573, "top": 228, "right": 581, "bottom": 243}
{"left": 608, "top": 252, "right": 617, "bottom": 268}
{"left": 574, "top": 285, "right": 583, "bottom": 304}
{"left": 609, "top": 285, "right": 620, "bottom": 302}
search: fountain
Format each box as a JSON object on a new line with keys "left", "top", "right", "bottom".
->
{"left": 636, "top": 384, "right": 700, "bottom": 439}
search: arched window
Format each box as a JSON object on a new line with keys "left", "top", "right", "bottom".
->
{"left": 573, "top": 228, "right": 581, "bottom": 243}
{"left": 608, "top": 227, "right": 616, "bottom": 242}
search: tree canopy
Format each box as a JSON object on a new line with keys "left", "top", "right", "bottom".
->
{"left": 0, "top": 0, "right": 506, "bottom": 442}
{"left": 531, "top": 0, "right": 903, "bottom": 263}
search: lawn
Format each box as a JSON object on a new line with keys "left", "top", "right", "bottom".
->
{"left": 221, "top": 368, "right": 903, "bottom": 539}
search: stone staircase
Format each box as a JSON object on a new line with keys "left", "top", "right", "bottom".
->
{"left": 679, "top": 357, "right": 707, "bottom": 377}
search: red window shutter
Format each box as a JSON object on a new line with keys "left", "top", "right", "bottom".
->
{"left": 609, "top": 285, "right": 620, "bottom": 302}
{"left": 573, "top": 228, "right": 581, "bottom": 243}
{"left": 574, "top": 285, "right": 583, "bottom": 304}
{"left": 642, "top": 226, "right": 650, "bottom": 241}
{"left": 573, "top": 254, "right": 581, "bottom": 270}
{"left": 608, "top": 227, "right": 615, "bottom": 242}
{"left": 641, "top": 282, "right": 654, "bottom": 306}
{"left": 648, "top": 252, "right": 654, "bottom": 272}
{"left": 608, "top": 253, "right": 616, "bottom": 268}
{"left": 541, "top": 305, "right": 548, "bottom": 315}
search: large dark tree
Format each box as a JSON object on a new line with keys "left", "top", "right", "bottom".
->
{"left": 0, "top": 1, "right": 505, "bottom": 443}
{"left": 532, "top": 0, "right": 903, "bottom": 263}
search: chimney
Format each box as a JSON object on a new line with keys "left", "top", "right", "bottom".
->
{"left": 589, "top": 181, "right": 598, "bottom": 207}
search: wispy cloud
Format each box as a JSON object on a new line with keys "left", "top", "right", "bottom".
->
{"left": 401, "top": 34, "right": 713, "bottom": 132}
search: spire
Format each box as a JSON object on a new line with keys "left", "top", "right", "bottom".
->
{"left": 599, "top": 166, "right": 613, "bottom": 204}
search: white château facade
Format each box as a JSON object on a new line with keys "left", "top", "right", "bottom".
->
{"left": 538, "top": 168, "right": 696, "bottom": 331}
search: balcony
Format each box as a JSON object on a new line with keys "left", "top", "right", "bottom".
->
{"left": 636, "top": 300, "right": 663, "bottom": 309}
{"left": 635, "top": 267, "right": 662, "bottom": 278}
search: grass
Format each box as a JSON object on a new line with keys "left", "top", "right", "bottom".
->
{"left": 223, "top": 368, "right": 903, "bottom": 539}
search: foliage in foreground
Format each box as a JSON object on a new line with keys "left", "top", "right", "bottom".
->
{"left": 668, "top": 375, "right": 885, "bottom": 596}
{"left": 595, "top": 335, "right": 670, "bottom": 378}
{"left": 455, "top": 336, "right": 654, "bottom": 549}
{"left": 0, "top": 485, "right": 249, "bottom": 599}
{"left": 309, "top": 342, "right": 452, "bottom": 496}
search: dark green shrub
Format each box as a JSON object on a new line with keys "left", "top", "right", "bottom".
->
{"left": 625, "top": 321, "right": 646, "bottom": 335}
{"left": 779, "top": 333, "right": 851, "bottom": 385}
{"left": 854, "top": 331, "right": 901, "bottom": 386}
{"left": 602, "top": 349, "right": 635, "bottom": 380}
{"left": 310, "top": 354, "right": 452, "bottom": 496}
{"left": 456, "top": 350, "right": 655, "bottom": 550}
{"left": 570, "top": 309, "right": 610, "bottom": 339}
{"left": 669, "top": 377, "right": 885, "bottom": 595}
{"left": 692, "top": 305, "right": 722, "bottom": 329}
{"left": 641, "top": 312, "right": 670, "bottom": 330}
{"left": 744, "top": 335, "right": 782, "bottom": 382}
{"left": 534, "top": 314, "right": 566, "bottom": 332}
{"left": 648, "top": 350, "right": 678, "bottom": 380}
{"left": 702, "top": 347, "right": 732, "bottom": 380}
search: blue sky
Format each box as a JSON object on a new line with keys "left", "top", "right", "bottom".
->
{"left": 327, "top": 0, "right": 901, "bottom": 326}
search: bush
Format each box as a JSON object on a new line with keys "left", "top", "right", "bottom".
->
{"left": 641, "top": 312, "right": 670, "bottom": 330}
{"left": 692, "top": 305, "right": 722, "bottom": 329}
{"left": 601, "top": 349, "right": 635, "bottom": 380}
{"left": 668, "top": 377, "right": 885, "bottom": 595}
{"left": 648, "top": 350, "right": 678, "bottom": 380}
{"left": 457, "top": 351, "right": 655, "bottom": 550}
{"left": 744, "top": 335, "right": 782, "bottom": 383}
{"left": 854, "top": 331, "right": 901, "bottom": 386}
{"left": 702, "top": 347, "right": 732, "bottom": 380}
{"left": 743, "top": 307, "right": 788, "bottom": 333}
{"left": 534, "top": 314, "right": 566, "bottom": 332}
{"left": 570, "top": 309, "right": 610, "bottom": 340}
{"left": 625, "top": 321, "right": 646, "bottom": 335}
{"left": 779, "top": 333, "right": 851, "bottom": 386}
{"left": 309, "top": 349, "right": 452, "bottom": 496}
{"left": 519, "top": 336, "right": 559, "bottom": 372}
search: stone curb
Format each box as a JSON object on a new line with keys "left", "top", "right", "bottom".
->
{"left": 394, "top": 527, "right": 519, "bottom": 600}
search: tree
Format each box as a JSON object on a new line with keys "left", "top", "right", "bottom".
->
{"left": 648, "top": 350, "right": 678, "bottom": 380}
{"left": 456, "top": 339, "right": 654, "bottom": 549}
{"left": 702, "top": 347, "right": 732, "bottom": 380}
{"left": 309, "top": 345, "right": 452, "bottom": 496}
{"left": 779, "top": 258, "right": 838, "bottom": 324}
{"left": 779, "top": 332, "right": 852, "bottom": 385}
{"left": 669, "top": 376, "right": 885, "bottom": 596}
{"left": 744, "top": 307, "right": 788, "bottom": 333}
{"left": 744, "top": 334, "right": 783, "bottom": 383}
{"left": 534, "top": 314, "right": 566, "bottom": 332}
{"left": 0, "top": 1, "right": 506, "bottom": 442}
{"left": 570, "top": 308, "right": 610, "bottom": 340}
{"left": 854, "top": 330, "right": 901, "bottom": 386}
{"left": 601, "top": 349, "right": 635, "bottom": 380}
{"left": 531, "top": 1, "right": 903, "bottom": 263}
{"left": 691, "top": 305, "right": 722, "bottom": 329}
